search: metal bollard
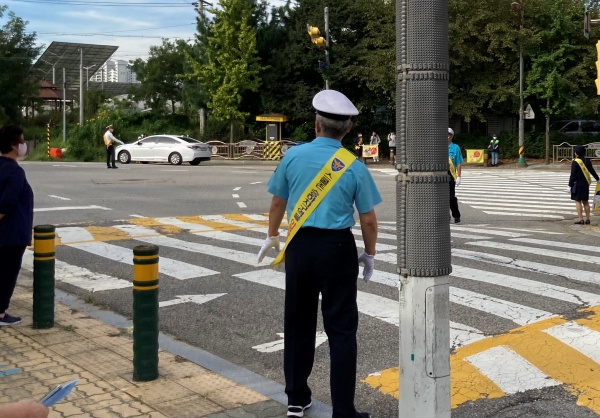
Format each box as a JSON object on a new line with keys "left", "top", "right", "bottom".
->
{"left": 33, "top": 225, "right": 55, "bottom": 329}
{"left": 132, "top": 244, "right": 159, "bottom": 381}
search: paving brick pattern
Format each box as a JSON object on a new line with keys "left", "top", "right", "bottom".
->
{"left": 0, "top": 286, "right": 269, "bottom": 417}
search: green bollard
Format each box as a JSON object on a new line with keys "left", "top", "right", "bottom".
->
{"left": 132, "top": 244, "right": 159, "bottom": 381}
{"left": 33, "top": 225, "right": 56, "bottom": 329}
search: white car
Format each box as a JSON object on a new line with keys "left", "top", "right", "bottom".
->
{"left": 116, "top": 135, "right": 211, "bottom": 166}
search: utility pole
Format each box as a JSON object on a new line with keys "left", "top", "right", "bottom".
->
{"left": 79, "top": 48, "right": 84, "bottom": 126}
{"left": 63, "top": 68, "right": 66, "bottom": 142}
{"left": 195, "top": 0, "right": 211, "bottom": 141}
{"left": 324, "top": 7, "right": 330, "bottom": 90}
{"left": 199, "top": 108, "right": 206, "bottom": 137}
{"left": 83, "top": 65, "right": 96, "bottom": 89}
{"left": 396, "top": 0, "right": 451, "bottom": 415}
{"left": 511, "top": 1, "right": 527, "bottom": 167}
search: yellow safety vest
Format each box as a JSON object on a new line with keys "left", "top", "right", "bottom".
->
{"left": 272, "top": 147, "right": 356, "bottom": 267}
{"left": 574, "top": 158, "right": 592, "bottom": 185}
{"left": 449, "top": 157, "right": 457, "bottom": 181}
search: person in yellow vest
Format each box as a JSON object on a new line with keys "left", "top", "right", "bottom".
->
{"left": 448, "top": 128, "right": 463, "bottom": 223}
{"left": 257, "top": 89, "right": 381, "bottom": 418}
{"left": 103, "top": 125, "right": 124, "bottom": 169}
{"left": 569, "top": 145, "right": 599, "bottom": 224}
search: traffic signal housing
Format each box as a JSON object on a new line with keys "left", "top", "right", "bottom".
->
{"left": 596, "top": 41, "right": 600, "bottom": 95}
{"left": 307, "top": 25, "right": 326, "bottom": 47}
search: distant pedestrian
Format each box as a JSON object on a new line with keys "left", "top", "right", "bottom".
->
{"left": 0, "top": 125, "right": 33, "bottom": 327}
{"left": 0, "top": 401, "right": 49, "bottom": 418}
{"left": 387, "top": 130, "right": 396, "bottom": 165}
{"left": 137, "top": 134, "right": 145, "bottom": 141}
{"left": 354, "top": 133, "right": 364, "bottom": 163}
{"left": 488, "top": 134, "right": 499, "bottom": 167}
{"left": 569, "top": 145, "right": 599, "bottom": 225}
{"left": 103, "top": 124, "right": 124, "bottom": 169}
{"left": 369, "top": 131, "right": 381, "bottom": 162}
{"left": 448, "top": 128, "right": 463, "bottom": 223}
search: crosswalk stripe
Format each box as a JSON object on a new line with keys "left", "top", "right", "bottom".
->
{"left": 155, "top": 217, "right": 216, "bottom": 232}
{"left": 491, "top": 227, "right": 564, "bottom": 235}
{"left": 68, "top": 242, "right": 218, "bottom": 280}
{"left": 467, "top": 241, "right": 600, "bottom": 265}
{"left": 544, "top": 322, "right": 600, "bottom": 365}
{"left": 56, "top": 227, "right": 95, "bottom": 243}
{"left": 452, "top": 249, "right": 600, "bottom": 286}
{"left": 21, "top": 250, "right": 131, "bottom": 292}
{"left": 114, "top": 224, "right": 161, "bottom": 237}
{"left": 196, "top": 230, "right": 271, "bottom": 247}
{"left": 479, "top": 211, "right": 564, "bottom": 219}
{"left": 451, "top": 233, "right": 492, "bottom": 240}
{"left": 450, "top": 287, "right": 553, "bottom": 326}
{"left": 243, "top": 214, "right": 269, "bottom": 221}
{"left": 512, "top": 238, "right": 600, "bottom": 254}
{"left": 451, "top": 265, "right": 600, "bottom": 306}
{"left": 467, "top": 206, "right": 577, "bottom": 215}
{"left": 456, "top": 191, "right": 568, "bottom": 199}
{"left": 200, "top": 215, "right": 263, "bottom": 229}
{"left": 129, "top": 217, "right": 182, "bottom": 234}
{"left": 451, "top": 227, "right": 527, "bottom": 237}
{"left": 234, "top": 270, "right": 485, "bottom": 348}
{"left": 458, "top": 186, "right": 567, "bottom": 195}
{"left": 118, "top": 226, "right": 273, "bottom": 266}
{"left": 458, "top": 198, "right": 574, "bottom": 208}
{"left": 465, "top": 346, "right": 559, "bottom": 394}
{"left": 352, "top": 228, "right": 396, "bottom": 241}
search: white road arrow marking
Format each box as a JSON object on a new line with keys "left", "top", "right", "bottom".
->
{"left": 253, "top": 332, "right": 328, "bottom": 353}
{"left": 48, "top": 195, "right": 71, "bottom": 201}
{"left": 159, "top": 293, "right": 226, "bottom": 308}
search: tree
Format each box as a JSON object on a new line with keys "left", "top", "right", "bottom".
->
{"left": 0, "top": 6, "right": 42, "bottom": 123}
{"left": 185, "top": 0, "right": 264, "bottom": 145}
{"left": 129, "top": 39, "right": 186, "bottom": 114}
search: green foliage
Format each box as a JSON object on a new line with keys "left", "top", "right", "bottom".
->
{"left": 84, "top": 90, "right": 109, "bottom": 119}
{"left": 129, "top": 39, "right": 186, "bottom": 114}
{"left": 185, "top": 0, "right": 264, "bottom": 130}
{"left": 0, "top": 6, "right": 42, "bottom": 123}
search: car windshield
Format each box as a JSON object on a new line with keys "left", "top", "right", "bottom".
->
{"left": 178, "top": 136, "right": 201, "bottom": 143}
{"left": 550, "top": 121, "right": 570, "bottom": 131}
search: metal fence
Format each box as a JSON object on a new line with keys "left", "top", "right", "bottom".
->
{"left": 206, "top": 139, "right": 298, "bottom": 160}
{"left": 553, "top": 142, "right": 600, "bottom": 164}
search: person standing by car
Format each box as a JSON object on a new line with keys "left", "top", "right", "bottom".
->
{"left": 0, "top": 125, "right": 33, "bottom": 326}
{"left": 387, "top": 130, "right": 396, "bottom": 165}
{"left": 369, "top": 131, "right": 381, "bottom": 162}
{"left": 569, "top": 145, "right": 599, "bottom": 224}
{"left": 104, "top": 125, "right": 124, "bottom": 169}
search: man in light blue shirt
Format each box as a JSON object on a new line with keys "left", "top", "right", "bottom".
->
{"left": 448, "top": 128, "right": 463, "bottom": 223}
{"left": 257, "top": 90, "right": 381, "bottom": 418}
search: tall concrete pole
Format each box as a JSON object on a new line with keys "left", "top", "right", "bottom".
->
{"left": 324, "top": 6, "right": 330, "bottom": 90}
{"left": 79, "top": 48, "right": 84, "bottom": 126}
{"left": 396, "top": 0, "right": 451, "bottom": 414}
{"left": 517, "top": 5, "right": 527, "bottom": 167}
{"left": 62, "top": 68, "right": 66, "bottom": 142}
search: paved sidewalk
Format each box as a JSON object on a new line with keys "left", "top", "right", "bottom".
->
{"left": 0, "top": 286, "right": 290, "bottom": 418}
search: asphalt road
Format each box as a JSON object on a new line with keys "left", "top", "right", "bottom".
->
{"left": 19, "top": 160, "right": 600, "bottom": 418}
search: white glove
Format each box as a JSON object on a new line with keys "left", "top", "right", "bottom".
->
{"left": 257, "top": 235, "right": 280, "bottom": 263}
{"left": 567, "top": 187, "right": 572, "bottom": 193}
{"left": 358, "top": 252, "right": 375, "bottom": 282}
{"left": 455, "top": 176, "right": 461, "bottom": 186}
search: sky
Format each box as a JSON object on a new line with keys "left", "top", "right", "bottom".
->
{"left": 2, "top": 0, "right": 288, "bottom": 76}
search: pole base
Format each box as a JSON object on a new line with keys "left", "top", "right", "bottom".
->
{"left": 516, "top": 158, "right": 528, "bottom": 168}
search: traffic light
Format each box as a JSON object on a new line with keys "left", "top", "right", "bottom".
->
{"left": 307, "top": 25, "right": 326, "bottom": 47}
{"left": 596, "top": 41, "right": 600, "bottom": 95}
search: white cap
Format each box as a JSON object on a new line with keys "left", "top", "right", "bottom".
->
{"left": 106, "top": 124, "right": 113, "bottom": 129}
{"left": 448, "top": 128, "right": 454, "bottom": 135}
{"left": 313, "top": 90, "right": 359, "bottom": 121}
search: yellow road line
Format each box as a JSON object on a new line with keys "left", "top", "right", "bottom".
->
{"left": 85, "top": 226, "right": 131, "bottom": 242}
{"left": 178, "top": 216, "right": 246, "bottom": 231}
{"left": 129, "top": 218, "right": 182, "bottom": 235}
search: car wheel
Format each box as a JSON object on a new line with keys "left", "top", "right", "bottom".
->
{"left": 140, "top": 161, "right": 149, "bottom": 164}
{"left": 189, "top": 159, "right": 201, "bottom": 166}
{"left": 118, "top": 151, "right": 131, "bottom": 164}
{"left": 169, "top": 152, "right": 183, "bottom": 165}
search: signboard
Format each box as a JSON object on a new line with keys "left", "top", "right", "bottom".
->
{"left": 524, "top": 104, "right": 535, "bottom": 119}
{"left": 466, "top": 149, "right": 484, "bottom": 163}
{"left": 362, "top": 144, "right": 379, "bottom": 158}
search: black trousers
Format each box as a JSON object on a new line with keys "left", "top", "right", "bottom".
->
{"left": 284, "top": 227, "right": 359, "bottom": 418}
{"left": 449, "top": 179, "right": 461, "bottom": 219}
{"left": 106, "top": 145, "right": 116, "bottom": 167}
{"left": 0, "top": 246, "right": 27, "bottom": 313}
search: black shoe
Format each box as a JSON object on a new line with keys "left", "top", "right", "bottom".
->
{"left": 574, "top": 220, "right": 585, "bottom": 225}
{"left": 111, "top": 166, "right": 118, "bottom": 169}
{"left": 454, "top": 218, "right": 461, "bottom": 224}
{"left": 107, "top": 166, "right": 112, "bottom": 169}
{"left": 0, "top": 313, "right": 22, "bottom": 326}
{"left": 287, "top": 402, "right": 312, "bottom": 417}
{"left": 585, "top": 220, "right": 591, "bottom": 225}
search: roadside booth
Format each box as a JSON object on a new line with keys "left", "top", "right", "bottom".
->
{"left": 256, "top": 114, "right": 288, "bottom": 161}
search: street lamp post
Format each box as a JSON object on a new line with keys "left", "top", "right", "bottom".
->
{"left": 83, "top": 65, "right": 97, "bottom": 89}
{"left": 512, "top": 1, "right": 527, "bottom": 167}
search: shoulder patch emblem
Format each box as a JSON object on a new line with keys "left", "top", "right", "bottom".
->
{"left": 331, "top": 158, "right": 345, "bottom": 172}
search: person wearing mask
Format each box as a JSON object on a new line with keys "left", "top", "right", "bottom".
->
{"left": 353, "top": 133, "right": 364, "bottom": 163}
{"left": 369, "top": 131, "right": 381, "bottom": 162}
{"left": 387, "top": 130, "right": 396, "bottom": 165}
{"left": 488, "top": 134, "right": 499, "bottom": 167}
{"left": 103, "top": 124, "right": 124, "bottom": 169}
{"left": 0, "top": 125, "right": 33, "bottom": 326}
{"left": 257, "top": 89, "right": 381, "bottom": 418}
{"left": 569, "top": 145, "right": 599, "bottom": 224}
{"left": 448, "top": 128, "right": 463, "bottom": 223}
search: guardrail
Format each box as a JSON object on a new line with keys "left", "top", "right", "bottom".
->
{"left": 206, "top": 139, "right": 299, "bottom": 160}
{"left": 553, "top": 142, "right": 600, "bottom": 164}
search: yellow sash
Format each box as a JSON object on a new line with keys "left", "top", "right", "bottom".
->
{"left": 272, "top": 148, "right": 356, "bottom": 267}
{"left": 449, "top": 157, "right": 457, "bottom": 181}
{"left": 574, "top": 158, "right": 592, "bottom": 185}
